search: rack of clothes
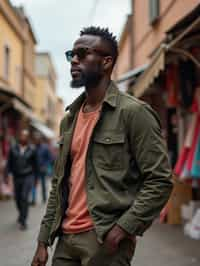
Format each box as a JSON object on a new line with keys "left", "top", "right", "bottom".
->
{"left": 174, "top": 86, "right": 200, "bottom": 181}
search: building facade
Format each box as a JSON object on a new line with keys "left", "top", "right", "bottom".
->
{"left": 113, "top": 15, "right": 133, "bottom": 80}
{"left": 0, "top": 0, "right": 37, "bottom": 156}
{"left": 132, "top": 0, "right": 199, "bottom": 68}
{"left": 0, "top": 0, "right": 64, "bottom": 198}
{"left": 34, "top": 52, "right": 64, "bottom": 137}
{"left": 115, "top": 0, "right": 200, "bottom": 82}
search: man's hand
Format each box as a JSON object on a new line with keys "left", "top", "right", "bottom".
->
{"left": 104, "top": 224, "right": 131, "bottom": 254}
{"left": 31, "top": 242, "right": 48, "bottom": 266}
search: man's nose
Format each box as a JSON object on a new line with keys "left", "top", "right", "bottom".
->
{"left": 71, "top": 54, "right": 79, "bottom": 65}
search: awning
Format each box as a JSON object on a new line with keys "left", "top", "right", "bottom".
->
{"left": 115, "top": 64, "right": 149, "bottom": 93}
{"left": 131, "top": 5, "right": 200, "bottom": 98}
{"left": 12, "top": 98, "right": 35, "bottom": 119}
{"left": 132, "top": 46, "right": 165, "bottom": 98}
{"left": 117, "top": 64, "right": 149, "bottom": 84}
{"left": 31, "top": 120, "right": 55, "bottom": 139}
{"left": 0, "top": 88, "right": 34, "bottom": 119}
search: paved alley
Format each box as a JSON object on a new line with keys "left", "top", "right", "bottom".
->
{"left": 0, "top": 198, "right": 200, "bottom": 266}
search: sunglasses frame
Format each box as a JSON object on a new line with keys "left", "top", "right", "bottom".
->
{"left": 65, "top": 47, "right": 110, "bottom": 62}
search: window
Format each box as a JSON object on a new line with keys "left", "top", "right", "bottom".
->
{"left": 149, "top": 0, "right": 160, "bottom": 24}
{"left": 4, "top": 45, "right": 10, "bottom": 80}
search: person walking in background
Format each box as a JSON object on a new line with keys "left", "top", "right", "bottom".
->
{"left": 6, "top": 130, "right": 38, "bottom": 230}
{"left": 32, "top": 26, "right": 173, "bottom": 266}
{"left": 31, "top": 133, "right": 52, "bottom": 205}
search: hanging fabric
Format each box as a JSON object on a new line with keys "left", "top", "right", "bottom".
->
{"left": 174, "top": 86, "right": 200, "bottom": 180}
{"left": 186, "top": 115, "right": 200, "bottom": 172}
{"left": 165, "top": 64, "right": 180, "bottom": 107}
{"left": 191, "top": 131, "right": 200, "bottom": 178}
{"left": 174, "top": 113, "right": 197, "bottom": 177}
{"left": 179, "top": 60, "right": 196, "bottom": 108}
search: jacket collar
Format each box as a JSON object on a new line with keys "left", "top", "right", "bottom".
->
{"left": 65, "top": 80, "right": 119, "bottom": 115}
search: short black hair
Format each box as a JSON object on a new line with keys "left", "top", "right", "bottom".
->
{"left": 80, "top": 26, "right": 118, "bottom": 67}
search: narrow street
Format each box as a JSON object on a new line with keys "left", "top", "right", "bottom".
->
{"left": 0, "top": 195, "right": 200, "bottom": 266}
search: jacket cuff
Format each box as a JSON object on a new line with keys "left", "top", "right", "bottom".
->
{"left": 117, "top": 213, "right": 151, "bottom": 236}
{"left": 37, "top": 224, "right": 51, "bottom": 245}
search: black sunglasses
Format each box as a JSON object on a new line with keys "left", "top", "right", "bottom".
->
{"left": 65, "top": 47, "right": 109, "bottom": 62}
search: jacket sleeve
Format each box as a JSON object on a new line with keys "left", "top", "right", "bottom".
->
{"left": 117, "top": 103, "right": 173, "bottom": 236}
{"left": 37, "top": 119, "right": 65, "bottom": 245}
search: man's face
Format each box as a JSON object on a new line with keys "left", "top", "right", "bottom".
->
{"left": 69, "top": 35, "right": 110, "bottom": 88}
{"left": 19, "top": 131, "right": 29, "bottom": 145}
{"left": 34, "top": 136, "right": 41, "bottom": 145}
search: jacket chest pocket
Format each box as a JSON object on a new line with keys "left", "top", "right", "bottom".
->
{"left": 92, "top": 133, "right": 125, "bottom": 170}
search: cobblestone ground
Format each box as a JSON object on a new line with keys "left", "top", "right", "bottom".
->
{"left": 0, "top": 196, "right": 200, "bottom": 266}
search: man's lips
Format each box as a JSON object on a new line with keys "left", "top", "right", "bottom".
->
{"left": 71, "top": 68, "right": 81, "bottom": 76}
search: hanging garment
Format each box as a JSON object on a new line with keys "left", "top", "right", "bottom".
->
{"left": 165, "top": 64, "right": 180, "bottom": 107}
{"left": 180, "top": 157, "right": 191, "bottom": 181}
{"left": 174, "top": 87, "right": 200, "bottom": 180}
{"left": 174, "top": 147, "right": 190, "bottom": 177}
{"left": 179, "top": 60, "right": 196, "bottom": 108}
{"left": 191, "top": 130, "right": 200, "bottom": 179}
{"left": 174, "top": 113, "right": 197, "bottom": 176}
{"left": 184, "top": 114, "right": 197, "bottom": 148}
{"left": 186, "top": 116, "right": 200, "bottom": 172}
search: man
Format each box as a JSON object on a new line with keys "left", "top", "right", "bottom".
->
{"left": 7, "top": 130, "right": 37, "bottom": 230}
{"left": 32, "top": 27, "right": 173, "bottom": 266}
{"left": 31, "top": 133, "right": 52, "bottom": 205}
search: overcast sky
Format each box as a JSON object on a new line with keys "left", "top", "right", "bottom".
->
{"left": 11, "top": 0, "right": 130, "bottom": 106}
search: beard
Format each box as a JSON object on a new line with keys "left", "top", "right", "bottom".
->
{"left": 70, "top": 67, "right": 103, "bottom": 89}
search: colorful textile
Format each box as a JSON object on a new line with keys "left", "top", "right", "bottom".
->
{"left": 174, "top": 147, "right": 189, "bottom": 177}
{"left": 191, "top": 131, "right": 200, "bottom": 178}
{"left": 174, "top": 87, "right": 200, "bottom": 180}
{"left": 184, "top": 114, "right": 197, "bottom": 147}
{"left": 186, "top": 116, "right": 200, "bottom": 172}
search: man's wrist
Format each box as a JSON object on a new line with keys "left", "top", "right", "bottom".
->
{"left": 116, "top": 224, "right": 130, "bottom": 237}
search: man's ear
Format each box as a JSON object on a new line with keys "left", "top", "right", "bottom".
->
{"left": 103, "top": 56, "right": 113, "bottom": 71}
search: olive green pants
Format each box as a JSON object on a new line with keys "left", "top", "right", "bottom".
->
{"left": 52, "top": 230, "right": 136, "bottom": 266}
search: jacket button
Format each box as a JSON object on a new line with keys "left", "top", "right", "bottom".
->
{"left": 105, "top": 137, "right": 111, "bottom": 142}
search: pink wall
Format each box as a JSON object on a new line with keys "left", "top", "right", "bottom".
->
{"left": 132, "top": 0, "right": 199, "bottom": 67}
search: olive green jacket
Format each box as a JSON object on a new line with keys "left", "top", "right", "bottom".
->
{"left": 38, "top": 81, "right": 173, "bottom": 246}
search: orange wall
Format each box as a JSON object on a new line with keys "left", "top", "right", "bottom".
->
{"left": 0, "top": 13, "right": 23, "bottom": 97}
{"left": 132, "top": 0, "right": 199, "bottom": 67}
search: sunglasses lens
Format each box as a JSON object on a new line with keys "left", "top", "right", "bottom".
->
{"left": 76, "top": 48, "right": 87, "bottom": 60}
{"left": 65, "top": 48, "right": 88, "bottom": 62}
{"left": 65, "top": 51, "right": 73, "bottom": 62}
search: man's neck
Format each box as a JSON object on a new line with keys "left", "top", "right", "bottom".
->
{"left": 85, "top": 78, "right": 110, "bottom": 106}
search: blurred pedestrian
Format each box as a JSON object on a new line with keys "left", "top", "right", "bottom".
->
{"left": 32, "top": 26, "right": 173, "bottom": 266}
{"left": 6, "top": 130, "right": 38, "bottom": 230}
{"left": 31, "top": 133, "right": 52, "bottom": 205}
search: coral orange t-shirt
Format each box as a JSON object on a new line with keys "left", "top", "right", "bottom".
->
{"left": 62, "top": 103, "right": 101, "bottom": 233}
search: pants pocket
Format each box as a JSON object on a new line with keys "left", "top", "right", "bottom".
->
{"left": 87, "top": 239, "right": 136, "bottom": 266}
